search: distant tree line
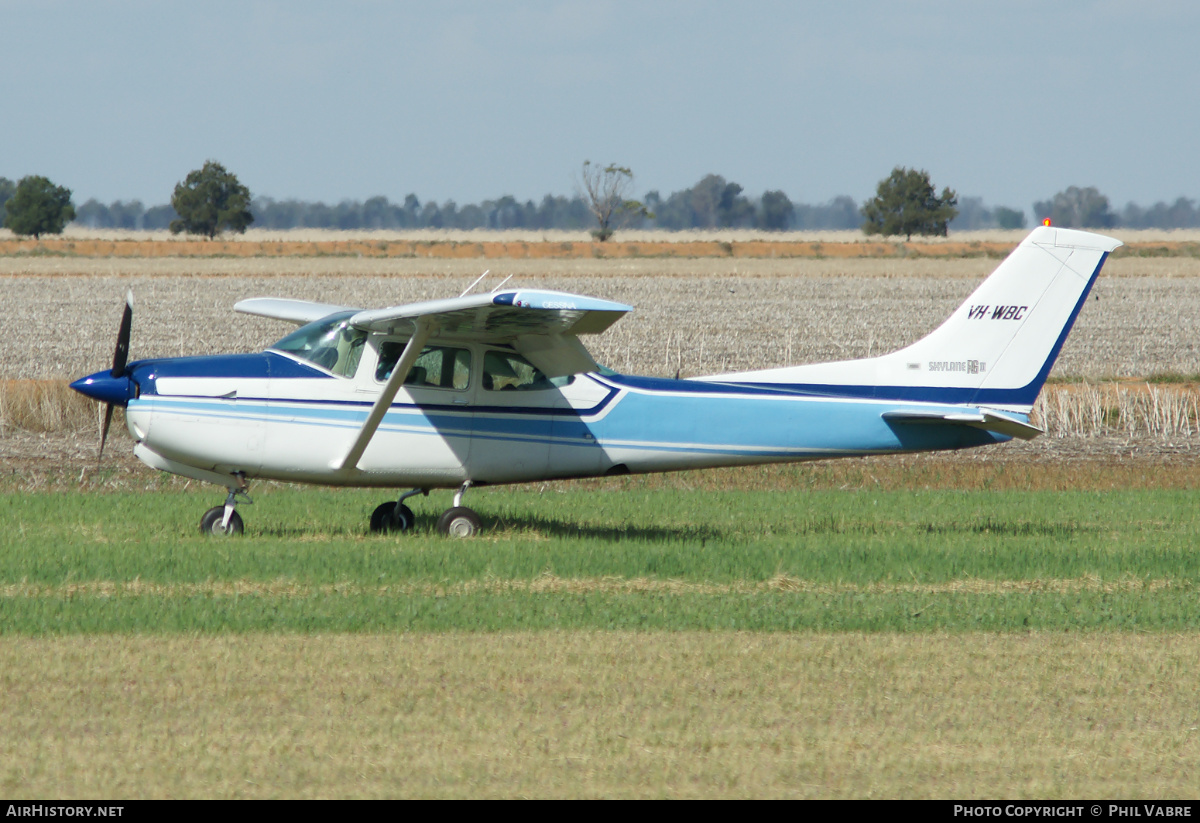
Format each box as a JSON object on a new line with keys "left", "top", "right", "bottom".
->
{"left": 69, "top": 185, "right": 1200, "bottom": 234}
{"left": 7, "top": 170, "right": 1200, "bottom": 236}
{"left": 65, "top": 181, "right": 876, "bottom": 232}
{"left": 74, "top": 199, "right": 178, "bottom": 230}
{"left": 253, "top": 193, "right": 597, "bottom": 231}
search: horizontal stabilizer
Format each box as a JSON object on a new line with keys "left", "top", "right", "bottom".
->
{"left": 882, "top": 409, "right": 1043, "bottom": 440}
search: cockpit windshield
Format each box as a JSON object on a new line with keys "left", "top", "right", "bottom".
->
{"left": 270, "top": 311, "right": 367, "bottom": 377}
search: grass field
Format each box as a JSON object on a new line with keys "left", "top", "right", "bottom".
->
{"left": 5, "top": 632, "right": 1200, "bottom": 798}
{"left": 3, "top": 482, "right": 1199, "bottom": 633}
{"left": 3, "top": 481, "right": 1200, "bottom": 797}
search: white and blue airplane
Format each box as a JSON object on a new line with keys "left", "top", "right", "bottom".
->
{"left": 71, "top": 226, "right": 1121, "bottom": 537}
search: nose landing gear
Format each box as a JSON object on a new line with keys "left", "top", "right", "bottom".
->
{"left": 200, "top": 478, "right": 252, "bottom": 536}
{"left": 436, "top": 481, "right": 481, "bottom": 538}
{"left": 437, "top": 506, "right": 482, "bottom": 538}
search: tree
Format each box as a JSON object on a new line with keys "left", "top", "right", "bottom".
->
{"left": 578, "top": 161, "right": 650, "bottom": 241}
{"left": 794, "top": 196, "right": 862, "bottom": 230}
{"left": 993, "top": 206, "right": 1026, "bottom": 230}
{"left": 143, "top": 204, "right": 178, "bottom": 230}
{"left": 361, "top": 196, "right": 393, "bottom": 229}
{"left": 169, "top": 160, "right": 254, "bottom": 238}
{"left": 716, "top": 181, "right": 754, "bottom": 227}
{"left": 759, "top": 190, "right": 794, "bottom": 230}
{"left": 688, "top": 174, "right": 753, "bottom": 228}
{"left": 861, "top": 167, "right": 958, "bottom": 240}
{"left": 0, "top": 177, "right": 15, "bottom": 227}
{"left": 1032, "top": 186, "right": 1115, "bottom": 229}
{"left": 3, "top": 175, "right": 75, "bottom": 238}
{"left": 1120, "top": 197, "right": 1199, "bottom": 230}
{"left": 948, "top": 196, "right": 992, "bottom": 231}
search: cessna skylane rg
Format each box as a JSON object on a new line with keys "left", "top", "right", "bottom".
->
{"left": 71, "top": 226, "right": 1121, "bottom": 537}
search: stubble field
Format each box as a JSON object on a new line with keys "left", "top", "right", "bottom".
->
{"left": 5, "top": 253, "right": 1200, "bottom": 381}
{"left": 4, "top": 238, "right": 1200, "bottom": 798}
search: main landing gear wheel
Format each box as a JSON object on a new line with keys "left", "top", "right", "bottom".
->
{"left": 200, "top": 506, "right": 244, "bottom": 536}
{"left": 437, "top": 506, "right": 481, "bottom": 538}
{"left": 370, "top": 502, "right": 415, "bottom": 534}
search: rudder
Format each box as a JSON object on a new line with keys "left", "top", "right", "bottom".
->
{"left": 707, "top": 226, "right": 1121, "bottom": 412}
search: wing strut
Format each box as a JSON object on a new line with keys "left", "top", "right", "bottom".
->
{"left": 337, "top": 318, "right": 434, "bottom": 471}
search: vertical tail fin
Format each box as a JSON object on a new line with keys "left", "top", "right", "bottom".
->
{"left": 712, "top": 227, "right": 1122, "bottom": 411}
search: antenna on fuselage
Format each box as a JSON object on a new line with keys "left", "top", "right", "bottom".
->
{"left": 490, "top": 274, "right": 513, "bottom": 292}
{"left": 459, "top": 269, "right": 491, "bottom": 297}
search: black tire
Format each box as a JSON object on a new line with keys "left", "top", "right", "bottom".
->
{"left": 436, "top": 506, "right": 482, "bottom": 538}
{"left": 199, "top": 506, "right": 244, "bottom": 536}
{"left": 370, "top": 502, "right": 415, "bottom": 534}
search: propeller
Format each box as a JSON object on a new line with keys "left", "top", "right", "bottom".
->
{"left": 99, "top": 291, "right": 134, "bottom": 460}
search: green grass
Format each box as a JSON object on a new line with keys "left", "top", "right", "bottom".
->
{"left": 3, "top": 484, "right": 1199, "bottom": 633}
{"left": 1145, "top": 371, "right": 1200, "bottom": 383}
{"left": 10, "top": 632, "right": 1200, "bottom": 798}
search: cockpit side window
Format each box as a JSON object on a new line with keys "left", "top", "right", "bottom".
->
{"left": 376, "top": 342, "right": 472, "bottom": 390}
{"left": 270, "top": 312, "right": 368, "bottom": 377}
{"left": 482, "top": 350, "right": 570, "bottom": 391}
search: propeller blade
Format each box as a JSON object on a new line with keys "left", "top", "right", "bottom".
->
{"left": 99, "top": 291, "right": 133, "bottom": 462}
{"left": 112, "top": 290, "right": 134, "bottom": 378}
{"left": 99, "top": 403, "right": 115, "bottom": 462}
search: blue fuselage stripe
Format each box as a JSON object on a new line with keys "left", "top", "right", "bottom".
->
{"left": 136, "top": 378, "right": 1006, "bottom": 460}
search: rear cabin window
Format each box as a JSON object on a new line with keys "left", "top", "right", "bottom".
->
{"left": 376, "top": 343, "right": 472, "bottom": 390}
{"left": 482, "top": 350, "right": 572, "bottom": 391}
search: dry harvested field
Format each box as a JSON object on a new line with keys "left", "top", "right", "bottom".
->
{"left": 5, "top": 244, "right": 1200, "bottom": 469}
{"left": 3, "top": 227, "right": 1200, "bottom": 260}
{"left": 3, "top": 254, "right": 1200, "bottom": 381}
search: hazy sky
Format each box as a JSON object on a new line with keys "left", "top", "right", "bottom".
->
{"left": 3, "top": 1, "right": 1196, "bottom": 213}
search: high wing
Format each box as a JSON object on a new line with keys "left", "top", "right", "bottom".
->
{"left": 326, "top": 288, "right": 632, "bottom": 471}
{"left": 237, "top": 290, "right": 631, "bottom": 376}
{"left": 347, "top": 289, "right": 630, "bottom": 339}
{"left": 236, "top": 297, "right": 360, "bottom": 325}
{"left": 343, "top": 289, "right": 631, "bottom": 378}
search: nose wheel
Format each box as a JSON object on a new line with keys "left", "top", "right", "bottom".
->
{"left": 199, "top": 479, "right": 251, "bottom": 537}
{"left": 200, "top": 506, "right": 244, "bottom": 535}
{"left": 436, "top": 507, "right": 482, "bottom": 538}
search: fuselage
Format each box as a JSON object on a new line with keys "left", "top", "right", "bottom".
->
{"left": 69, "top": 227, "right": 1126, "bottom": 510}
{"left": 102, "top": 333, "right": 1009, "bottom": 490}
